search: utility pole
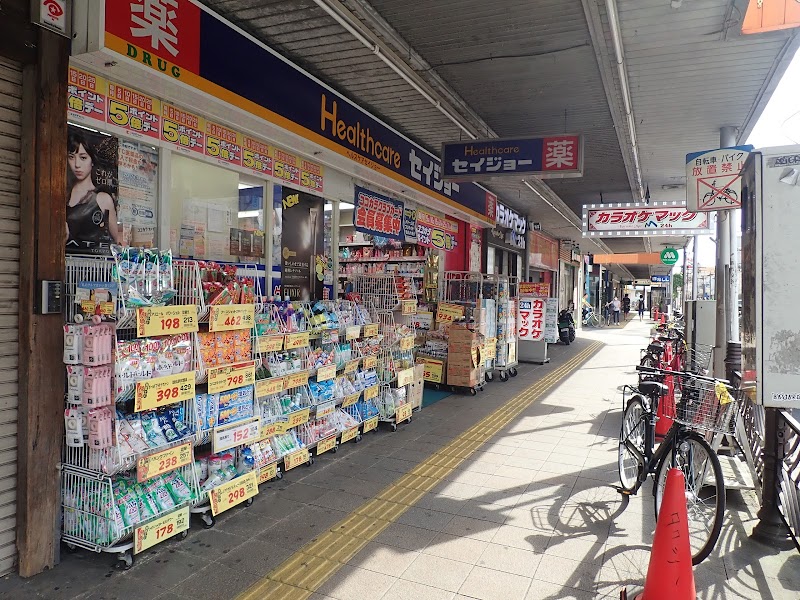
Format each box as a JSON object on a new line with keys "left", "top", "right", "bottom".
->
{"left": 691, "top": 236, "right": 699, "bottom": 299}
{"left": 714, "top": 126, "right": 736, "bottom": 376}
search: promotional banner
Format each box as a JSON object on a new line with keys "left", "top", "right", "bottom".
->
{"left": 353, "top": 186, "right": 404, "bottom": 240}
{"left": 118, "top": 139, "right": 158, "bottom": 247}
{"left": 544, "top": 297, "right": 559, "bottom": 344}
{"left": 518, "top": 298, "right": 545, "bottom": 342}
{"left": 416, "top": 211, "right": 458, "bottom": 252}
{"left": 280, "top": 188, "right": 325, "bottom": 300}
{"left": 582, "top": 202, "right": 711, "bottom": 237}
{"left": 66, "top": 125, "right": 122, "bottom": 255}
{"left": 67, "top": 67, "right": 107, "bottom": 126}
{"left": 403, "top": 207, "right": 418, "bottom": 243}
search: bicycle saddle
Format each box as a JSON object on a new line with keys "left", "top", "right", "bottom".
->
{"left": 647, "top": 343, "right": 664, "bottom": 354}
{"left": 638, "top": 381, "right": 668, "bottom": 397}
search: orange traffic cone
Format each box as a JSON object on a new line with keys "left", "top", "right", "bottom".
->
{"left": 634, "top": 469, "right": 696, "bottom": 599}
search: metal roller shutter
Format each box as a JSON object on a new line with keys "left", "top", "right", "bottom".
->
{"left": 0, "top": 56, "right": 22, "bottom": 576}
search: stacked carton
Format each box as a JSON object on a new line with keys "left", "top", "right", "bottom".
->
{"left": 447, "top": 324, "right": 484, "bottom": 388}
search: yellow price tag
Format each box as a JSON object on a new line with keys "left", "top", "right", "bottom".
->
{"left": 255, "top": 376, "right": 285, "bottom": 398}
{"left": 346, "top": 326, "right": 361, "bottom": 341}
{"left": 258, "top": 335, "right": 284, "bottom": 352}
{"left": 363, "top": 356, "right": 377, "bottom": 370}
{"left": 285, "top": 332, "right": 310, "bottom": 349}
{"left": 287, "top": 407, "right": 310, "bottom": 428}
{"left": 284, "top": 448, "right": 309, "bottom": 471}
{"left": 134, "top": 506, "right": 189, "bottom": 554}
{"left": 213, "top": 418, "right": 261, "bottom": 453}
{"left": 260, "top": 421, "right": 284, "bottom": 438}
{"left": 341, "top": 426, "right": 359, "bottom": 443}
{"left": 483, "top": 338, "right": 497, "bottom": 360}
{"left": 134, "top": 372, "right": 195, "bottom": 412}
{"left": 395, "top": 404, "right": 413, "bottom": 422}
{"left": 342, "top": 393, "right": 360, "bottom": 408}
{"left": 208, "top": 471, "right": 259, "bottom": 516}
{"left": 363, "top": 416, "right": 378, "bottom": 433}
{"left": 315, "top": 401, "right": 335, "bottom": 419}
{"left": 137, "top": 442, "right": 193, "bottom": 483}
{"left": 401, "top": 299, "right": 417, "bottom": 315}
{"left": 285, "top": 371, "right": 309, "bottom": 389}
{"left": 364, "top": 384, "right": 379, "bottom": 400}
{"left": 397, "top": 368, "right": 415, "bottom": 387}
{"left": 344, "top": 359, "right": 360, "bottom": 374}
{"left": 207, "top": 361, "right": 256, "bottom": 395}
{"left": 316, "top": 364, "right": 336, "bottom": 382}
{"left": 209, "top": 304, "right": 255, "bottom": 332}
{"left": 421, "top": 359, "right": 444, "bottom": 383}
{"left": 258, "top": 462, "right": 278, "bottom": 484}
{"left": 136, "top": 305, "right": 198, "bottom": 338}
{"left": 399, "top": 336, "right": 415, "bottom": 351}
{"left": 436, "top": 303, "right": 464, "bottom": 324}
{"left": 317, "top": 436, "right": 337, "bottom": 455}
{"left": 363, "top": 323, "right": 379, "bottom": 337}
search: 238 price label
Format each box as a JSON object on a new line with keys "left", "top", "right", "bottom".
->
{"left": 135, "top": 372, "right": 195, "bottom": 412}
{"left": 137, "top": 442, "right": 193, "bottom": 482}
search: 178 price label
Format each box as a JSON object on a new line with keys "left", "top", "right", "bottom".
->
{"left": 135, "top": 372, "right": 195, "bottom": 412}
{"left": 207, "top": 361, "right": 256, "bottom": 394}
{"left": 208, "top": 471, "right": 258, "bottom": 516}
{"left": 137, "top": 305, "right": 198, "bottom": 337}
{"left": 137, "top": 442, "right": 192, "bottom": 482}
{"left": 284, "top": 448, "right": 309, "bottom": 470}
{"left": 134, "top": 506, "right": 189, "bottom": 554}
{"left": 209, "top": 304, "right": 255, "bottom": 332}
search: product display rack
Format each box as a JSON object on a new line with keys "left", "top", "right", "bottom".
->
{"left": 337, "top": 232, "right": 427, "bottom": 296}
{"left": 484, "top": 275, "right": 519, "bottom": 382}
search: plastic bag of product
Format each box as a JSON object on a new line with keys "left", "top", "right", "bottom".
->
{"left": 133, "top": 483, "right": 158, "bottom": 519}
{"left": 116, "top": 489, "right": 142, "bottom": 528}
{"left": 146, "top": 478, "right": 177, "bottom": 513}
{"left": 156, "top": 412, "right": 181, "bottom": 443}
{"left": 164, "top": 471, "right": 194, "bottom": 504}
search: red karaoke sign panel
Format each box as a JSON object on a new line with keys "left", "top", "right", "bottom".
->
{"left": 519, "top": 298, "right": 545, "bottom": 342}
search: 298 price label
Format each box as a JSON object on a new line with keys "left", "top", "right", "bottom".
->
{"left": 137, "top": 305, "right": 198, "bottom": 337}
{"left": 134, "top": 506, "right": 189, "bottom": 554}
{"left": 135, "top": 372, "right": 195, "bottom": 412}
{"left": 209, "top": 304, "right": 255, "bottom": 332}
{"left": 208, "top": 472, "right": 258, "bottom": 516}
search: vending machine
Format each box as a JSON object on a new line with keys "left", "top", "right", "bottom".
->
{"left": 740, "top": 146, "right": 800, "bottom": 408}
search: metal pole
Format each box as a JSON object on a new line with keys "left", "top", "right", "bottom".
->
{"left": 691, "top": 235, "right": 699, "bottom": 299}
{"left": 730, "top": 210, "right": 741, "bottom": 341}
{"left": 714, "top": 126, "right": 736, "bottom": 376}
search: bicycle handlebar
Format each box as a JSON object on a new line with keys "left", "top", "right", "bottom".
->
{"left": 635, "top": 364, "right": 731, "bottom": 386}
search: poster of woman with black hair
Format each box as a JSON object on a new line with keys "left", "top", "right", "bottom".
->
{"left": 66, "top": 126, "right": 121, "bottom": 254}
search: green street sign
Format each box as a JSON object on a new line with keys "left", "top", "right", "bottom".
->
{"left": 660, "top": 247, "right": 679, "bottom": 266}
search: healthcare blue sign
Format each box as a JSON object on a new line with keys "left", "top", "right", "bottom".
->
{"left": 651, "top": 275, "right": 670, "bottom": 284}
{"left": 442, "top": 135, "right": 584, "bottom": 180}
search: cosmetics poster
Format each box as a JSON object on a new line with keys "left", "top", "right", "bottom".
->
{"left": 118, "top": 138, "right": 158, "bottom": 247}
{"left": 280, "top": 188, "right": 325, "bottom": 300}
{"left": 66, "top": 125, "right": 121, "bottom": 255}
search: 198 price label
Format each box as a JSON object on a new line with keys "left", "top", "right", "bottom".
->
{"left": 208, "top": 472, "right": 258, "bottom": 516}
{"left": 135, "top": 372, "right": 195, "bottom": 412}
{"left": 209, "top": 304, "right": 255, "bottom": 332}
{"left": 137, "top": 305, "right": 198, "bottom": 337}
{"left": 134, "top": 506, "right": 190, "bottom": 554}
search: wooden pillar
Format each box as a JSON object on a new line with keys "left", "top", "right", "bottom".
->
{"left": 16, "top": 20, "right": 70, "bottom": 576}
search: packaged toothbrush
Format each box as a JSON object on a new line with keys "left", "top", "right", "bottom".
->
{"left": 166, "top": 407, "right": 192, "bottom": 439}
{"left": 140, "top": 412, "right": 169, "bottom": 447}
{"left": 156, "top": 412, "right": 180, "bottom": 443}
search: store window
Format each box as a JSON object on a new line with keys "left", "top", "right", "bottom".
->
{"left": 169, "top": 154, "right": 265, "bottom": 263}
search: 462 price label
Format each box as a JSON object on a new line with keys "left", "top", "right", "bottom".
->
{"left": 137, "top": 305, "right": 198, "bottom": 338}
{"left": 137, "top": 442, "right": 192, "bottom": 482}
{"left": 134, "top": 506, "right": 189, "bottom": 554}
{"left": 208, "top": 472, "right": 258, "bottom": 516}
{"left": 209, "top": 304, "right": 255, "bottom": 332}
{"left": 135, "top": 372, "right": 195, "bottom": 412}
{"left": 207, "top": 361, "right": 256, "bottom": 394}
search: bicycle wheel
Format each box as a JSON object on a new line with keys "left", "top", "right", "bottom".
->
{"left": 618, "top": 397, "right": 646, "bottom": 493}
{"left": 639, "top": 354, "right": 659, "bottom": 369}
{"left": 653, "top": 431, "right": 724, "bottom": 565}
{"left": 587, "top": 313, "right": 600, "bottom": 328}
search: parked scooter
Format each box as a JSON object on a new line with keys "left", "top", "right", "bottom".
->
{"left": 558, "top": 309, "right": 576, "bottom": 344}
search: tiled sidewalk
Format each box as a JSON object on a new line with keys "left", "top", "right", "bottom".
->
{"left": 2, "top": 321, "right": 799, "bottom": 599}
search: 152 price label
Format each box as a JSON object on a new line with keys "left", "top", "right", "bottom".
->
{"left": 134, "top": 506, "right": 189, "bottom": 554}
{"left": 208, "top": 472, "right": 258, "bottom": 516}
{"left": 209, "top": 304, "right": 255, "bottom": 332}
{"left": 213, "top": 417, "right": 261, "bottom": 453}
{"left": 207, "top": 361, "right": 256, "bottom": 394}
{"left": 137, "top": 442, "right": 192, "bottom": 482}
{"left": 137, "top": 305, "right": 198, "bottom": 338}
{"left": 135, "top": 372, "right": 195, "bottom": 412}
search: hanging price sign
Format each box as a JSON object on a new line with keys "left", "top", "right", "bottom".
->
{"left": 401, "top": 300, "right": 417, "bottom": 315}
{"left": 436, "top": 303, "right": 464, "bottom": 324}
{"left": 135, "top": 372, "right": 195, "bottom": 412}
{"left": 315, "top": 401, "right": 335, "bottom": 419}
{"left": 136, "top": 305, "right": 198, "bottom": 337}
{"left": 341, "top": 426, "right": 359, "bottom": 443}
{"left": 207, "top": 361, "right": 256, "bottom": 394}
{"left": 258, "top": 462, "right": 278, "bottom": 484}
{"left": 397, "top": 368, "right": 415, "bottom": 387}
{"left": 344, "top": 359, "right": 360, "bottom": 375}
{"left": 258, "top": 335, "right": 284, "bottom": 352}
{"left": 342, "top": 393, "right": 360, "bottom": 408}
{"left": 213, "top": 417, "right": 261, "bottom": 453}
{"left": 260, "top": 420, "right": 285, "bottom": 438}
{"left": 346, "top": 326, "right": 361, "bottom": 341}
{"left": 420, "top": 359, "right": 444, "bottom": 383}
{"left": 363, "top": 416, "right": 379, "bottom": 433}
{"left": 399, "top": 336, "right": 415, "bottom": 351}
{"left": 255, "top": 376, "right": 285, "bottom": 398}
{"left": 137, "top": 442, "right": 193, "bottom": 483}
{"left": 209, "top": 304, "right": 255, "bottom": 332}
{"left": 284, "top": 448, "right": 309, "bottom": 471}
{"left": 316, "top": 364, "right": 336, "bottom": 382}
{"left": 363, "top": 324, "right": 379, "bottom": 337}
{"left": 363, "top": 356, "right": 377, "bottom": 370}
{"left": 364, "top": 384, "right": 379, "bottom": 400}
{"left": 106, "top": 83, "right": 161, "bottom": 141}
{"left": 395, "top": 404, "right": 413, "bottom": 422}
{"left": 483, "top": 339, "right": 497, "bottom": 360}
{"left": 134, "top": 506, "right": 189, "bottom": 554}
{"left": 285, "top": 371, "right": 309, "bottom": 389}
{"left": 317, "top": 436, "right": 337, "bottom": 455}
{"left": 287, "top": 407, "right": 311, "bottom": 428}
{"left": 208, "top": 472, "right": 258, "bottom": 516}
{"left": 285, "top": 332, "right": 310, "bottom": 349}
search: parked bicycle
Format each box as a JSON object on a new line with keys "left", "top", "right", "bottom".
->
{"left": 582, "top": 308, "right": 604, "bottom": 328}
{"left": 617, "top": 365, "right": 740, "bottom": 564}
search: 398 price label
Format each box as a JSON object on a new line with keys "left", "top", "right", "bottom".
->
{"left": 209, "top": 305, "right": 255, "bottom": 332}
{"left": 208, "top": 472, "right": 258, "bottom": 516}
{"left": 135, "top": 372, "right": 195, "bottom": 412}
{"left": 134, "top": 506, "right": 189, "bottom": 554}
{"left": 137, "top": 442, "right": 192, "bottom": 482}
{"left": 137, "top": 305, "right": 199, "bottom": 337}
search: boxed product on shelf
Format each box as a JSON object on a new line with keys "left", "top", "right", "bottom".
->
{"left": 217, "top": 386, "right": 255, "bottom": 426}
{"left": 198, "top": 330, "right": 251, "bottom": 367}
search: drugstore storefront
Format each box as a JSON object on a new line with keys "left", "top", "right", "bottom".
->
{"left": 484, "top": 202, "right": 526, "bottom": 278}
